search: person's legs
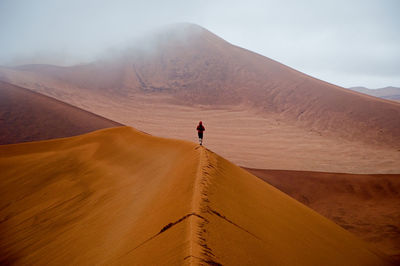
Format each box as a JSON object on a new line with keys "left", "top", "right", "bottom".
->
{"left": 198, "top": 132, "right": 203, "bottom": 145}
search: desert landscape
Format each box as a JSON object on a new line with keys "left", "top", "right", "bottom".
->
{"left": 0, "top": 127, "right": 393, "bottom": 265}
{"left": 1, "top": 2, "right": 400, "bottom": 265}
{"left": 1, "top": 24, "right": 399, "bottom": 174}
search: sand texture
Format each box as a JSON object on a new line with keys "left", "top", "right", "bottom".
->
{"left": 0, "top": 127, "right": 393, "bottom": 265}
{"left": 247, "top": 168, "right": 400, "bottom": 263}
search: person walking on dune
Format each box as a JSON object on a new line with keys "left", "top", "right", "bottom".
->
{"left": 196, "top": 121, "right": 205, "bottom": 145}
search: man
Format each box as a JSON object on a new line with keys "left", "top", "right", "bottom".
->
{"left": 196, "top": 121, "right": 205, "bottom": 145}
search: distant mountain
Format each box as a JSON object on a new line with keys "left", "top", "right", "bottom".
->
{"left": 349, "top": 86, "right": 400, "bottom": 101}
{"left": 0, "top": 23, "right": 399, "bottom": 148}
{"left": 0, "top": 81, "right": 122, "bottom": 144}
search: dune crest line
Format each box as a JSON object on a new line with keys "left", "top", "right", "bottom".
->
{"left": 186, "top": 146, "right": 220, "bottom": 264}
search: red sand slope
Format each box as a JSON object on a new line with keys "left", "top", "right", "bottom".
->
{"left": 246, "top": 168, "right": 400, "bottom": 263}
{"left": 0, "top": 127, "right": 392, "bottom": 265}
{"left": 0, "top": 81, "right": 122, "bottom": 144}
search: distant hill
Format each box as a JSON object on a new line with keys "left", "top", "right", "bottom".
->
{"left": 0, "top": 81, "right": 122, "bottom": 144}
{"left": 349, "top": 86, "right": 400, "bottom": 101}
{"left": 1, "top": 23, "right": 400, "bottom": 174}
{"left": 0, "top": 23, "right": 399, "bottom": 147}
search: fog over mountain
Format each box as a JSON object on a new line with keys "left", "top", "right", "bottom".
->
{"left": 0, "top": 0, "right": 399, "bottom": 88}
{"left": 1, "top": 23, "right": 399, "bottom": 173}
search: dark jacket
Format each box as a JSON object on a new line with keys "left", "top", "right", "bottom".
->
{"left": 197, "top": 123, "right": 205, "bottom": 132}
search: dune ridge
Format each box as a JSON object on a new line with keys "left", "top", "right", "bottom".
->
{"left": 0, "top": 127, "right": 392, "bottom": 265}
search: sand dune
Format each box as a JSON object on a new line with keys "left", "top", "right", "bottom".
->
{"left": 0, "top": 81, "right": 121, "bottom": 144}
{"left": 84, "top": 99, "right": 399, "bottom": 173}
{"left": 0, "top": 127, "right": 392, "bottom": 265}
{"left": 0, "top": 24, "right": 399, "bottom": 173}
{"left": 2, "top": 78, "right": 399, "bottom": 173}
{"left": 1, "top": 24, "right": 400, "bottom": 147}
{"left": 246, "top": 168, "right": 400, "bottom": 263}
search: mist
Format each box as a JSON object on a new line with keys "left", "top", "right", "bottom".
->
{"left": 0, "top": 0, "right": 399, "bottom": 88}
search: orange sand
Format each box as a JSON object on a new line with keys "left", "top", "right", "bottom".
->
{"left": 0, "top": 127, "right": 392, "bottom": 265}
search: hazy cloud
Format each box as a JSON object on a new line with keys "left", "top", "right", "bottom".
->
{"left": 0, "top": 0, "right": 399, "bottom": 88}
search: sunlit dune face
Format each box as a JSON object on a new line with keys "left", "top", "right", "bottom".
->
{"left": 0, "top": 127, "right": 392, "bottom": 265}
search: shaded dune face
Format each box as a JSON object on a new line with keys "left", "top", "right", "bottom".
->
{"left": 0, "top": 24, "right": 400, "bottom": 147}
{"left": 246, "top": 168, "right": 400, "bottom": 263}
{"left": 0, "top": 127, "right": 392, "bottom": 265}
{"left": 0, "top": 81, "right": 122, "bottom": 144}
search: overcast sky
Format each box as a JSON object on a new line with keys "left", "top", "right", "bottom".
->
{"left": 0, "top": 0, "right": 399, "bottom": 88}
